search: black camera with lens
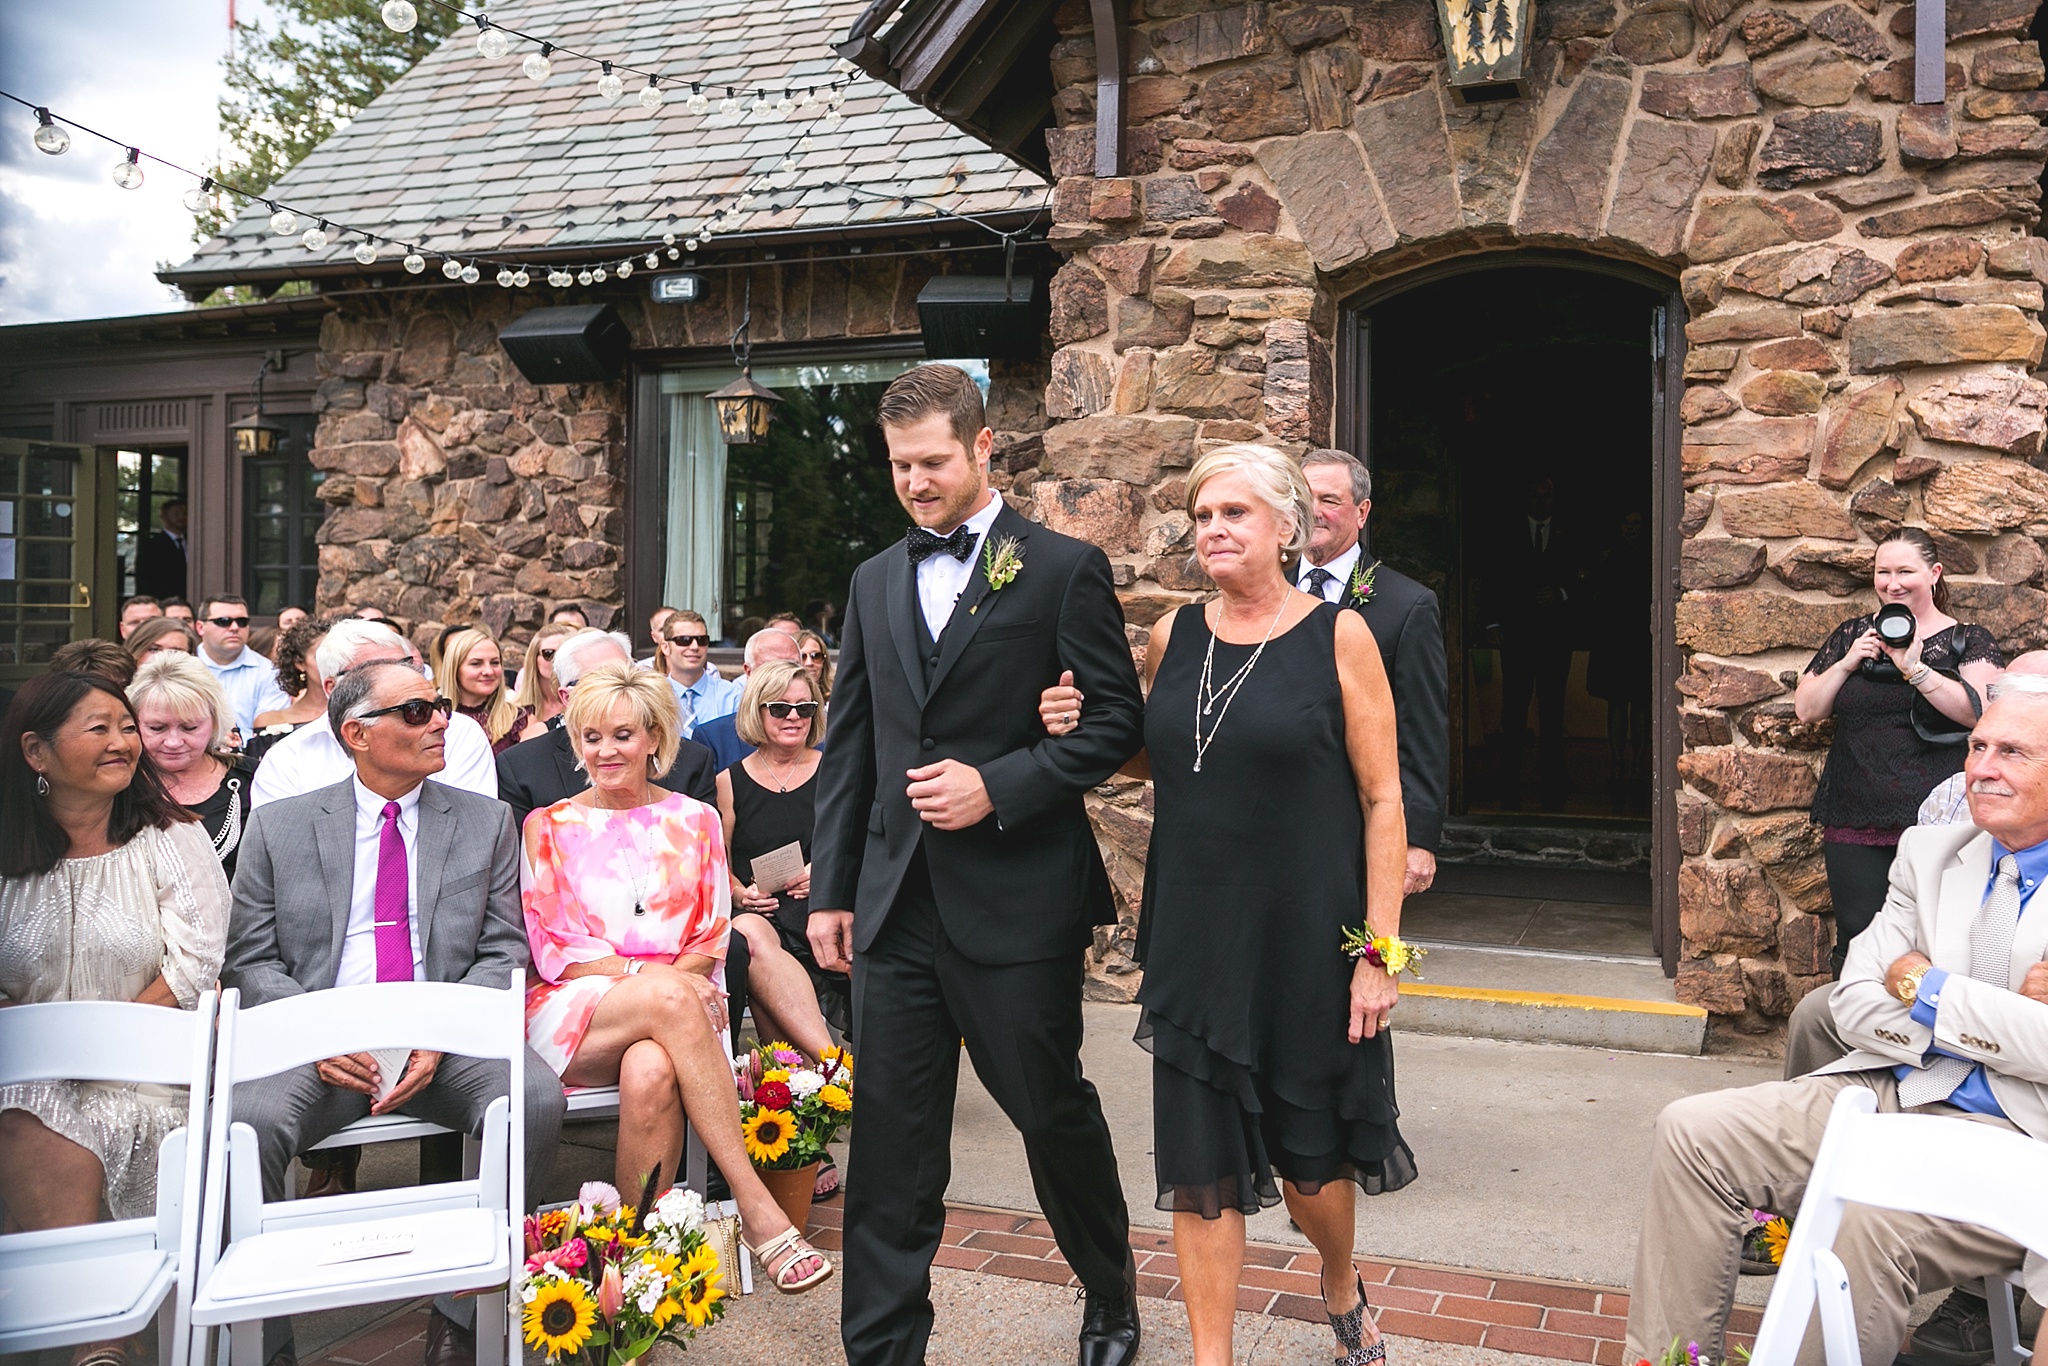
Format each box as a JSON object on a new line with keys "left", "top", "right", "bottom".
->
{"left": 1858, "top": 604, "right": 1918, "bottom": 681}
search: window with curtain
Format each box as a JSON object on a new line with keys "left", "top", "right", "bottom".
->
{"left": 658, "top": 357, "right": 988, "bottom": 642}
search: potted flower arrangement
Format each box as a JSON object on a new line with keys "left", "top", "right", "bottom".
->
{"left": 519, "top": 1176, "right": 728, "bottom": 1364}
{"left": 734, "top": 1042, "right": 853, "bottom": 1231}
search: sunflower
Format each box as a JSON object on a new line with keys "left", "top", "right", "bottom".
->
{"left": 522, "top": 1279, "right": 597, "bottom": 1358}
{"left": 818, "top": 1083, "right": 852, "bottom": 1113}
{"left": 649, "top": 1296, "right": 682, "bottom": 1328}
{"left": 743, "top": 1108, "right": 795, "bottom": 1163}
{"left": 1763, "top": 1216, "right": 1792, "bottom": 1265}
{"left": 679, "top": 1245, "right": 726, "bottom": 1328}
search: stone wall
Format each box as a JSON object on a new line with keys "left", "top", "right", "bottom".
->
{"left": 307, "top": 251, "right": 1049, "bottom": 667}
{"left": 1032, "top": 0, "right": 2048, "bottom": 1019}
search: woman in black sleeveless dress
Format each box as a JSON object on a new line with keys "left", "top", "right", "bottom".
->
{"left": 1042, "top": 444, "right": 1415, "bottom": 1366}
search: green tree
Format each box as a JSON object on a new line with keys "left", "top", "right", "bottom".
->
{"left": 196, "top": 0, "right": 458, "bottom": 242}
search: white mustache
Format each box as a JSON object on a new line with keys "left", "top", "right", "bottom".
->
{"left": 1971, "top": 779, "right": 2017, "bottom": 798}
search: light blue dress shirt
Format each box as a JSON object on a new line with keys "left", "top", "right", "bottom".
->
{"left": 202, "top": 644, "right": 291, "bottom": 737}
{"left": 669, "top": 671, "right": 743, "bottom": 738}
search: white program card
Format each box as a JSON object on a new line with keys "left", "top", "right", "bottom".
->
{"left": 749, "top": 841, "right": 807, "bottom": 896}
{"left": 366, "top": 1047, "right": 412, "bottom": 1103}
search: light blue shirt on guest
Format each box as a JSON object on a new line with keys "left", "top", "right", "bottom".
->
{"left": 669, "top": 670, "right": 743, "bottom": 738}
{"left": 202, "top": 644, "right": 291, "bottom": 737}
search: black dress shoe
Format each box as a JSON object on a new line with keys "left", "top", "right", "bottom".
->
{"left": 1078, "top": 1259, "right": 1141, "bottom": 1366}
{"left": 1896, "top": 1286, "right": 1996, "bottom": 1366}
{"left": 423, "top": 1307, "right": 476, "bottom": 1366}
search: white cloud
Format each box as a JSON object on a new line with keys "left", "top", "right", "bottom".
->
{"left": 0, "top": 0, "right": 259, "bottom": 323}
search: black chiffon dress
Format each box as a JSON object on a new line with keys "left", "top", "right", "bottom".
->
{"left": 1137, "top": 601, "right": 1416, "bottom": 1218}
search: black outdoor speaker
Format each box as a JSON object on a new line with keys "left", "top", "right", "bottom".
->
{"left": 917, "top": 274, "right": 1045, "bottom": 361}
{"left": 498, "top": 303, "right": 632, "bottom": 384}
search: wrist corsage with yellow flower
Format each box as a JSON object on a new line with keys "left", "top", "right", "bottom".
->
{"left": 1341, "top": 926, "right": 1426, "bottom": 978}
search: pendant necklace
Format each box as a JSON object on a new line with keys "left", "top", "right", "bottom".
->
{"left": 608, "top": 788, "right": 657, "bottom": 916}
{"left": 758, "top": 752, "right": 806, "bottom": 793}
{"left": 1193, "top": 592, "right": 1290, "bottom": 773}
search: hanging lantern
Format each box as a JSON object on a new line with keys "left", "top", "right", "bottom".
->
{"left": 229, "top": 410, "right": 288, "bottom": 456}
{"left": 1435, "top": 0, "right": 1532, "bottom": 101}
{"left": 708, "top": 367, "right": 783, "bottom": 445}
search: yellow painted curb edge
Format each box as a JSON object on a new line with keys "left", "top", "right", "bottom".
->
{"left": 1404, "top": 982, "right": 1708, "bottom": 1019}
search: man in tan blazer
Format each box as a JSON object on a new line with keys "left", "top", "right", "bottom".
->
{"left": 1627, "top": 677, "right": 2048, "bottom": 1364}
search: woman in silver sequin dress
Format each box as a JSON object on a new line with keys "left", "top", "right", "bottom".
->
{"left": 0, "top": 670, "right": 228, "bottom": 1240}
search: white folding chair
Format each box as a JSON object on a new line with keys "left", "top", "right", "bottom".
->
{"left": 189, "top": 977, "right": 526, "bottom": 1366}
{"left": 0, "top": 992, "right": 216, "bottom": 1366}
{"left": 1751, "top": 1086, "right": 2048, "bottom": 1366}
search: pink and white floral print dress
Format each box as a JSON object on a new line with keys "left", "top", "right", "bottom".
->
{"left": 520, "top": 792, "right": 731, "bottom": 1075}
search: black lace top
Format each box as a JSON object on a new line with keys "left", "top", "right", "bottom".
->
{"left": 1804, "top": 616, "right": 2001, "bottom": 833}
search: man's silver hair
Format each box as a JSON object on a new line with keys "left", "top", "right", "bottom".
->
{"left": 314, "top": 618, "right": 405, "bottom": 684}
{"left": 326, "top": 659, "right": 415, "bottom": 733}
{"left": 1988, "top": 673, "right": 2048, "bottom": 702}
{"left": 745, "top": 626, "right": 801, "bottom": 668}
{"left": 552, "top": 629, "right": 634, "bottom": 689}
{"left": 1302, "top": 448, "right": 1371, "bottom": 504}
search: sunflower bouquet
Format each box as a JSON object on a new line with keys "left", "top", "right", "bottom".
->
{"left": 733, "top": 1042, "right": 854, "bottom": 1170}
{"left": 519, "top": 1177, "right": 727, "bottom": 1364}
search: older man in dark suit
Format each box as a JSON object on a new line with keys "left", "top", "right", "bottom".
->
{"left": 1298, "top": 448, "right": 1449, "bottom": 894}
{"left": 224, "top": 659, "right": 566, "bottom": 1366}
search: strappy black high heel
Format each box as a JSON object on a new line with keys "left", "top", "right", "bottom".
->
{"left": 1327, "top": 1271, "right": 1386, "bottom": 1366}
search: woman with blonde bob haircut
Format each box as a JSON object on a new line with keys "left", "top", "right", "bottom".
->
{"left": 1039, "top": 442, "right": 1414, "bottom": 1366}
{"left": 519, "top": 663, "right": 833, "bottom": 1293}
{"left": 127, "top": 653, "right": 254, "bottom": 875}
{"left": 438, "top": 626, "right": 537, "bottom": 754}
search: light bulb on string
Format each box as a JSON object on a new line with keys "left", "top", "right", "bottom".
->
{"left": 443, "top": 258, "right": 464, "bottom": 279}
{"left": 182, "top": 178, "right": 217, "bottom": 213}
{"left": 597, "top": 63, "right": 624, "bottom": 100}
{"left": 750, "top": 90, "right": 771, "bottom": 114}
{"left": 513, "top": 268, "right": 530, "bottom": 286}
{"left": 476, "top": 20, "right": 510, "bottom": 58}
{"left": 353, "top": 240, "right": 378, "bottom": 265}
{"left": 460, "top": 263, "right": 481, "bottom": 284}
{"left": 686, "top": 85, "right": 708, "bottom": 114}
{"left": 554, "top": 268, "right": 574, "bottom": 286}
{"left": 798, "top": 90, "right": 820, "bottom": 116}
{"left": 640, "top": 76, "right": 664, "bottom": 109}
{"left": 592, "top": 264, "right": 608, "bottom": 282}
{"left": 268, "top": 205, "right": 297, "bottom": 235}
{"left": 380, "top": 0, "right": 417, "bottom": 32}
{"left": 775, "top": 90, "right": 795, "bottom": 115}
{"left": 736, "top": 193, "right": 756, "bottom": 211}
{"left": 683, "top": 237, "right": 698, "bottom": 252}
{"left": 821, "top": 107, "right": 843, "bottom": 131}
{"left": 404, "top": 252, "right": 426, "bottom": 274}
{"left": 718, "top": 89, "right": 740, "bottom": 116}
{"left": 575, "top": 268, "right": 592, "bottom": 285}
{"left": 112, "top": 149, "right": 145, "bottom": 190}
{"left": 522, "top": 43, "right": 553, "bottom": 81}
{"left": 496, "top": 267, "right": 515, "bottom": 287}
{"left": 644, "top": 251, "right": 660, "bottom": 268}
{"left": 616, "top": 260, "right": 633, "bottom": 278}
{"left": 32, "top": 108, "right": 70, "bottom": 155}
{"left": 799, "top": 135, "right": 816, "bottom": 152}
{"left": 301, "top": 223, "right": 329, "bottom": 250}
{"left": 780, "top": 155, "right": 798, "bottom": 173}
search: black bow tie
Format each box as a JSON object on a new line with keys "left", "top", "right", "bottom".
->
{"left": 907, "top": 524, "right": 977, "bottom": 566}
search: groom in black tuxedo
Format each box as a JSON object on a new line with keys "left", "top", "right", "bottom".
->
{"left": 810, "top": 364, "right": 1146, "bottom": 1366}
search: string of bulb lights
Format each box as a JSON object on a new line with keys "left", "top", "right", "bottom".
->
{"left": 7, "top": 85, "right": 1046, "bottom": 291}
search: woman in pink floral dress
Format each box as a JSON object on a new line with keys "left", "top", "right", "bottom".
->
{"left": 521, "top": 663, "right": 830, "bottom": 1293}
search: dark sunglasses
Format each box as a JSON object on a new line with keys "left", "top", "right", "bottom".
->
{"left": 667, "top": 634, "right": 711, "bottom": 648}
{"left": 358, "top": 696, "right": 454, "bottom": 727}
{"left": 799, "top": 649, "right": 826, "bottom": 662}
{"left": 208, "top": 616, "right": 251, "bottom": 629}
{"left": 538, "top": 647, "right": 558, "bottom": 661}
{"left": 763, "top": 700, "right": 820, "bottom": 720}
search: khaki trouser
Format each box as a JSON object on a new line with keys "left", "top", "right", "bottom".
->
{"left": 1625, "top": 1069, "right": 2027, "bottom": 1364}
{"left": 1782, "top": 984, "right": 1851, "bottom": 1080}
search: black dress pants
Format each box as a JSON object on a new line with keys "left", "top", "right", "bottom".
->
{"left": 841, "top": 852, "right": 1131, "bottom": 1366}
{"left": 1822, "top": 839, "right": 1898, "bottom": 978}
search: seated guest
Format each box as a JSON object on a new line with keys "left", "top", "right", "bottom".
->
{"left": 161, "top": 598, "right": 196, "bottom": 625}
{"left": 438, "top": 627, "right": 540, "bottom": 753}
{"left": 118, "top": 594, "right": 163, "bottom": 641}
{"left": 717, "top": 659, "right": 845, "bottom": 1039}
{"left": 130, "top": 654, "right": 254, "bottom": 877}
{"left": 508, "top": 622, "right": 575, "bottom": 727}
{"left": 246, "top": 618, "right": 332, "bottom": 767}
{"left": 51, "top": 637, "right": 138, "bottom": 688}
{"left": 222, "top": 659, "right": 566, "bottom": 1366}
{"left": 660, "top": 610, "right": 743, "bottom": 736}
{"left": 795, "top": 629, "right": 834, "bottom": 721}
{"left": 497, "top": 630, "right": 715, "bottom": 831}
{"left": 249, "top": 619, "right": 497, "bottom": 806}
{"left": 276, "top": 605, "right": 308, "bottom": 634}
{"left": 248, "top": 626, "right": 279, "bottom": 661}
{"left": 197, "top": 595, "right": 291, "bottom": 738}
{"left": 549, "top": 603, "right": 590, "bottom": 629}
{"left": 1628, "top": 677, "right": 2048, "bottom": 1363}
{"left": 520, "top": 663, "right": 831, "bottom": 1293}
{"left": 0, "top": 672, "right": 228, "bottom": 1365}
{"left": 125, "top": 615, "right": 200, "bottom": 665}
{"left": 638, "top": 604, "right": 680, "bottom": 670}
{"left": 691, "top": 626, "right": 801, "bottom": 773}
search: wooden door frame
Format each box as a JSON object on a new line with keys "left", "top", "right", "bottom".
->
{"left": 1334, "top": 249, "right": 1688, "bottom": 974}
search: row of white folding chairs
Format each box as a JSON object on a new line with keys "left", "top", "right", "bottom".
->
{"left": 0, "top": 975, "right": 700, "bottom": 1366}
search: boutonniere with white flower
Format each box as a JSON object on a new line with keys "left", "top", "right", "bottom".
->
{"left": 1346, "top": 558, "right": 1379, "bottom": 607}
{"left": 973, "top": 536, "right": 1025, "bottom": 614}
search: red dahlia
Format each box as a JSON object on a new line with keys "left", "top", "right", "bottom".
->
{"left": 754, "top": 1081, "right": 793, "bottom": 1112}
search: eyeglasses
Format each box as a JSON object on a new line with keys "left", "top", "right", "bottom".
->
{"left": 762, "top": 700, "right": 820, "bottom": 720}
{"left": 207, "top": 616, "right": 251, "bottom": 629}
{"left": 538, "top": 648, "right": 558, "bottom": 661}
{"left": 357, "top": 696, "right": 454, "bottom": 727}
{"left": 667, "top": 634, "right": 711, "bottom": 648}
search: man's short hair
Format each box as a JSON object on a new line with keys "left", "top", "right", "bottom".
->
{"left": 314, "top": 618, "right": 406, "bottom": 684}
{"left": 876, "top": 363, "right": 986, "bottom": 453}
{"left": 553, "top": 629, "right": 634, "bottom": 689}
{"left": 744, "top": 626, "right": 801, "bottom": 668}
{"left": 667, "top": 611, "right": 709, "bottom": 636}
{"left": 202, "top": 593, "right": 249, "bottom": 615}
{"left": 1302, "top": 449, "right": 1372, "bottom": 504}
{"left": 50, "top": 638, "right": 137, "bottom": 687}
{"left": 121, "top": 595, "right": 161, "bottom": 612}
{"left": 326, "top": 658, "right": 415, "bottom": 733}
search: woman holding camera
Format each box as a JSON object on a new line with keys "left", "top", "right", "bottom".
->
{"left": 1794, "top": 527, "right": 2002, "bottom": 975}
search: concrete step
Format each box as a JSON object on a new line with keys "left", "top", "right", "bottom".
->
{"left": 1399, "top": 941, "right": 1707, "bottom": 1055}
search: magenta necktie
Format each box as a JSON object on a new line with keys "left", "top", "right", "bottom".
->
{"left": 373, "top": 800, "right": 413, "bottom": 982}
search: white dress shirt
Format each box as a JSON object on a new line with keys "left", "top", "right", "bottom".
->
{"left": 249, "top": 711, "right": 500, "bottom": 808}
{"left": 917, "top": 493, "right": 1004, "bottom": 639}
{"left": 1297, "top": 541, "right": 1362, "bottom": 603}
{"left": 335, "top": 776, "right": 425, "bottom": 986}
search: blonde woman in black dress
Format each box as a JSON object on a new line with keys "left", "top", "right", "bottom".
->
{"left": 1041, "top": 442, "right": 1416, "bottom": 1366}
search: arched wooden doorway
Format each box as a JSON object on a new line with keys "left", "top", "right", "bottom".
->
{"left": 1337, "top": 252, "right": 1687, "bottom": 972}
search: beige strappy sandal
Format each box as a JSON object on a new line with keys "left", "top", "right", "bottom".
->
{"left": 749, "top": 1226, "right": 834, "bottom": 1292}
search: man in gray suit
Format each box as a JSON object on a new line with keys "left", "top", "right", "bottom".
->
{"left": 223, "top": 658, "right": 566, "bottom": 1366}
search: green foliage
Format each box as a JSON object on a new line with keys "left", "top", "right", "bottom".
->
{"left": 197, "top": 0, "right": 459, "bottom": 242}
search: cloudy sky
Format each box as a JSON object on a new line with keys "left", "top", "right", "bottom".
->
{"left": 0, "top": 0, "right": 254, "bottom": 324}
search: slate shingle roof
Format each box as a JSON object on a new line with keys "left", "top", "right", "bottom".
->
{"left": 163, "top": 0, "right": 1046, "bottom": 287}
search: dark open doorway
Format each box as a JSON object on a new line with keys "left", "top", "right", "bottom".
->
{"left": 1340, "top": 257, "right": 1686, "bottom": 968}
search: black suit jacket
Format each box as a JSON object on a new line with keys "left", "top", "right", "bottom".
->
{"left": 811, "top": 501, "right": 1145, "bottom": 965}
{"left": 495, "top": 723, "right": 718, "bottom": 835}
{"left": 1303, "top": 558, "right": 1449, "bottom": 853}
{"left": 134, "top": 530, "right": 187, "bottom": 601}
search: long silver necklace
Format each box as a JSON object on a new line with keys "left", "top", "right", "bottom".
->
{"left": 601, "top": 788, "right": 658, "bottom": 916}
{"left": 1193, "top": 593, "right": 1290, "bottom": 773}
